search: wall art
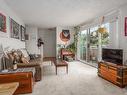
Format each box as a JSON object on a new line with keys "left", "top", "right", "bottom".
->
{"left": 10, "top": 18, "right": 20, "bottom": 39}
{"left": 21, "top": 25, "right": 26, "bottom": 41}
{"left": 0, "top": 13, "right": 6, "bottom": 32}
{"left": 60, "top": 30, "right": 70, "bottom": 42}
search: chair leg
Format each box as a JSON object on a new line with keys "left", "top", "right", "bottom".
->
{"left": 56, "top": 67, "right": 57, "bottom": 75}
{"left": 66, "top": 66, "right": 68, "bottom": 74}
{"left": 51, "top": 61, "right": 52, "bottom": 65}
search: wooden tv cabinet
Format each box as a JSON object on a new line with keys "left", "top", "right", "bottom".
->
{"left": 98, "top": 61, "right": 127, "bottom": 88}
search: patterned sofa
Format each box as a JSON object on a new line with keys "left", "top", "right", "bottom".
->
{"left": 0, "top": 48, "right": 42, "bottom": 82}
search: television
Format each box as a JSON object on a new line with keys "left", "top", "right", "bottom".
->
{"left": 102, "top": 48, "right": 123, "bottom": 65}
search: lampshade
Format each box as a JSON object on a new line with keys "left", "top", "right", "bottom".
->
{"left": 98, "top": 27, "right": 107, "bottom": 34}
{"left": 98, "top": 16, "right": 107, "bottom": 34}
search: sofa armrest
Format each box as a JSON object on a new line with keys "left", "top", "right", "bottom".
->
{"left": 17, "top": 63, "right": 40, "bottom": 68}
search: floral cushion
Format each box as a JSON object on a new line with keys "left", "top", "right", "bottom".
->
{"left": 20, "top": 48, "right": 30, "bottom": 61}
{"left": 21, "top": 55, "right": 29, "bottom": 64}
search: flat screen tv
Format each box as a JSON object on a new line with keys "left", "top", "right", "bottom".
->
{"left": 102, "top": 48, "right": 123, "bottom": 65}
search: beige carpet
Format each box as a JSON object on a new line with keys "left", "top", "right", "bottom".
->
{"left": 24, "top": 61, "right": 127, "bottom": 95}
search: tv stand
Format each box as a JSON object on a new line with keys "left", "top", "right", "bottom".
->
{"left": 98, "top": 61, "right": 127, "bottom": 88}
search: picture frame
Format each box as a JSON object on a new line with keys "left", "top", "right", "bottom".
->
{"left": 25, "top": 34, "right": 29, "bottom": 40}
{"left": 0, "top": 13, "right": 6, "bottom": 32}
{"left": 10, "top": 18, "right": 20, "bottom": 39}
{"left": 60, "top": 29, "right": 70, "bottom": 42}
{"left": 21, "top": 25, "right": 26, "bottom": 41}
{"left": 125, "top": 17, "right": 127, "bottom": 36}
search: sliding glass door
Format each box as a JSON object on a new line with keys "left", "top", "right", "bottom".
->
{"left": 78, "top": 23, "right": 110, "bottom": 67}
{"left": 88, "top": 26, "right": 99, "bottom": 66}
{"left": 79, "top": 30, "right": 87, "bottom": 61}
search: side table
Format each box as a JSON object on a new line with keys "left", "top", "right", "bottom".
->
{"left": 0, "top": 68, "right": 35, "bottom": 94}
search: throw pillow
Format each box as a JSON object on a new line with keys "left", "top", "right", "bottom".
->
{"left": 20, "top": 49, "right": 30, "bottom": 61}
{"left": 21, "top": 57, "right": 29, "bottom": 64}
{"left": 7, "top": 53, "right": 14, "bottom": 63}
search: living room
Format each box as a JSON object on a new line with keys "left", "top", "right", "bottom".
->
{"left": 0, "top": 0, "right": 127, "bottom": 95}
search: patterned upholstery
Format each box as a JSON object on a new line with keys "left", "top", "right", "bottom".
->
{"left": 1, "top": 53, "right": 13, "bottom": 70}
{"left": 20, "top": 48, "right": 30, "bottom": 61}
{"left": 0, "top": 53, "right": 3, "bottom": 71}
{"left": 0, "top": 45, "right": 3, "bottom": 71}
{"left": 0, "top": 67, "right": 35, "bottom": 77}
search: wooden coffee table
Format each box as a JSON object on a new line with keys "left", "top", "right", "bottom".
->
{"left": 54, "top": 60, "right": 68, "bottom": 75}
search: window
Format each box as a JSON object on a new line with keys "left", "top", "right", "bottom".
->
{"left": 79, "top": 30, "right": 87, "bottom": 60}
{"left": 90, "top": 26, "right": 99, "bottom": 46}
{"left": 77, "top": 22, "right": 111, "bottom": 67}
{"left": 101, "top": 23, "right": 110, "bottom": 46}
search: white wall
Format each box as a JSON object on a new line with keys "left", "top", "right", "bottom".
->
{"left": 0, "top": 0, "right": 25, "bottom": 50}
{"left": 38, "top": 29, "right": 56, "bottom": 57}
{"left": 56, "top": 26, "right": 74, "bottom": 57}
{"left": 118, "top": 5, "right": 127, "bottom": 63}
{"left": 108, "top": 20, "right": 119, "bottom": 48}
{"left": 26, "top": 26, "right": 39, "bottom": 54}
{"left": 56, "top": 26, "right": 74, "bottom": 46}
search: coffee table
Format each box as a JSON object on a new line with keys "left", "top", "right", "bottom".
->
{"left": 54, "top": 60, "right": 68, "bottom": 75}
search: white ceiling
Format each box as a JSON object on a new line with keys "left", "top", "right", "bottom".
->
{"left": 4, "top": 0, "right": 127, "bottom": 28}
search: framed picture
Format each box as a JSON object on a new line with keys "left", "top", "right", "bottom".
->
{"left": 21, "top": 25, "right": 26, "bottom": 41}
{"left": 0, "top": 13, "right": 6, "bottom": 32}
{"left": 10, "top": 18, "right": 20, "bottom": 39}
{"left": 60, "top": 30, "right": 70, "bottom": 42}
{"left": 125, "top": 17, "right": 127, "bottom": 36}
{"left": 25, "top": 34, "right": 29, "bottom": 40}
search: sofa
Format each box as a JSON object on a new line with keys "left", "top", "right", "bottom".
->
{"left": 0, "top": 49, "right": 42, "bottom": 82}
{"left": 17, "top": 49, "right": 43, "bottom": 82}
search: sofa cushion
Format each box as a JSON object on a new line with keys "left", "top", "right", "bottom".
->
{"left": 7, "top": 53, "right": 14, "bottom": 61}
{"left": 1, "top": 55, "right": 13, "bottom": 70}
{"left": 13, "top": 52, "right": 21, "bottom": 63}
{"left": 7, "top": 51, "right": 22, "bottom": 64}
{"left": 21, "top": 57, "right": 29, "bottom": 64}
{"left": 20, "top": 49, "right": 30, "bottom": 61}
